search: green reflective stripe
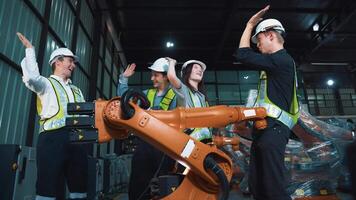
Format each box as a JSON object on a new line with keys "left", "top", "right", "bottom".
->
{"left": 147, "top": 88, "right": 176, "bottom": 111}
{"left": 38, "top": 78, "right": 84, "bottom": 132}
{"left": 160, "top": 88, "right": 176, "bottom": 111}
{"left": 190, "top": 127, "right": 212, "bottom": 141}
{"left": 36, "top": 96, "right": 43, "bottom": 115}
{"left": 38, "top": 78, "right": 66, "bottom": 132}
{"left": 187, "top": 90, "right": 211, "bottom": 140}
{"left": 188, "top": 90, "right": 207, "bottom": 107}
{"left": 256, "top": 68, "right": 300, "bottom": 129}
{"left": 70, "top": 85, "right": 85, "bottom": 102}
{"left": 147, "top": 89, "right": 156, "bottom": 108}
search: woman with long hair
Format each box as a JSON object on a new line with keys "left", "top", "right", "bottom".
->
{"left": 167, "top": 58, "right": 212, "bottom": 142}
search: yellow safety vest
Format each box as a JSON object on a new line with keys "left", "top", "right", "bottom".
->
{"left": 146, "top": 88, "right": 176, "bottom": 111}
{"left": 188, "top": 90, "right": 212, "bottom": 141}
{"left": 37, "top": 77, "right": 84, "bottom": 132}
{"left": 255, "top": 69, "right": 300, "bottom": 129}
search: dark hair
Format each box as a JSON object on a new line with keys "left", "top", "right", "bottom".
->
{"left": 265, "top": 29, "right": 285, "bottom": 43}
{"left": 181, "top": 63, "right": 208, "bottom": 100}
{"left": 151, "top": 70, "right": 167, "bottom": 76}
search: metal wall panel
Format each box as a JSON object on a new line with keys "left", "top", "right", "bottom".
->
{"left": 99, "top": 35, "right": 104, "bottom": 58}
{"left": 0, "top": 60, "right": 31, "bottom": 144}
{"left": 72, "top": 68, "right": 89, "bottom": 100}
{"left": 49, "top": 0, "right": 75, "bottom": 47}
{"left": 76, "top": 26, "right": 92, "bottom": 75}
{"left": 97, "top": 61, "right": 102, "bottom": 89}
{"left": 80, "top": 0, "right": 93, "bottom": 39}
{"left": 103, "top": 68, "right": 111, "bottom": 98}
{"left": 68, "top": 0, "right": 79, "bottom": 8}
{"left": 112, "top": 84, "right": 117, "bottom": 98}
{"left": 113, "top": 64, "right": 118, "bottom": 84}
{"left": 104, "top": 48, "right": 112, "bottom": 71}
{"left": 29, "top": 0, "right": 46, "bottom": 16}
{"left": 42, "top": 34, "right": 60, "bottom": 77}
{"left": 0, "top": 0, "right": 41, "bottom": 63}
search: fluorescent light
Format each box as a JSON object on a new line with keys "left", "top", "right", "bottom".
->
{"left": 313, "top": 23, "right": 319, "bottom": 31}
{"left": 166, "top": 41, "right": 174, "bottom": 48}
{"left": 327, "top": 79, "right": 334, "bottom": 86}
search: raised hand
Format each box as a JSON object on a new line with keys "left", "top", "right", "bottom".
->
{"left": 165, "top": 57, "right": 177, "bottom": 66}
{"left": 247, "top": 5, "right": 270, "bottom": 28}
{"left": 122, "top": 63, "right": 136, "bottom": 78}
{"left": 16, "top": 32, "right": 33, "bottom": 48}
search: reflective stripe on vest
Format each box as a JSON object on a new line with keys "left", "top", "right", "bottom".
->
{"left": 188, "top": 90, "right": 212, "bottom": 141}
{"left": 37, "top": 77, "right": 84, "bottom": 132}
{"left": 255, "top": 69, "right": 300, "bottom": 129}
{"left": 146, "top": 88, "right": 176, "bottom": 111}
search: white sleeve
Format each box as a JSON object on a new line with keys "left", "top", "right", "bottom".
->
{"left": 20, "top": 47, "right": 49, "bottom": 94}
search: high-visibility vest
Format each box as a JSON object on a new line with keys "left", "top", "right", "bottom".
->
{"left": 37, "top": 77, "right": 84, "bottom": 132}
{"left": 255, "top": 68, "right": 300, "bottom": 129}
{"left": 146, "top": 88, "right": 176, "bottom": 111}
{"left": 187, "top": 90, "right": 212, "bottom": 141}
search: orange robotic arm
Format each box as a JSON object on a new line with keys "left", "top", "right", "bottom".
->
{"left": 67, "top": 89, "right": 267, "bottom": 199}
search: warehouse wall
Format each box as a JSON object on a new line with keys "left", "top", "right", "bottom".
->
{"left": 0, "top": 0, "right": 121, "bottom": 156}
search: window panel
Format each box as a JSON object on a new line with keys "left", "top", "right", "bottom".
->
{"left": 239, "top": 71, "right": 259, "bottom": 84}
{"left": 216, "top": 71, "right": 238, "bottom": 83}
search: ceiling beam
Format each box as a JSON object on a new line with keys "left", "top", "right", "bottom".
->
{"left": 310, "top": 8, "right": 356, "bottom": 54}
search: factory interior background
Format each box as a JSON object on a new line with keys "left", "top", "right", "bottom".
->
{"left": 1, "top": 0, "right": 356, "bottom": 199}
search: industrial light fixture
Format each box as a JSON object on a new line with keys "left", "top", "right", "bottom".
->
{"left": 166, "top": 41, "right": 174, "bottom": 48}
{"left": 313, "top": 23, "right": 319, "bottom": 31}
{"left": 327, "top": 79, "right": 334, "bottom": 86}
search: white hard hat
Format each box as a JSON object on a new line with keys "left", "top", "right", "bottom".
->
{"left": 181, "top": 60, "right": 206, "bottom": 77}
{"left": 49, "top": 48, "right": 78, "bottom": 65}
{"left": 251, "top": 19, "right": 285, "bottom": 44}
{"left": 148, "top": 58, "right": 169, "bottom": 72}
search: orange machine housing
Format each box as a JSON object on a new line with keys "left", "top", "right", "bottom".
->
{"left": 93, "top": 97, "right": 267, "bottom": 199}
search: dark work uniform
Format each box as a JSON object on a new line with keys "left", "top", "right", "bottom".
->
{"left": 234, "top": 47, "right": 295, "bottom": 200}
{"left": 119, "top": 85, "right": 177, "bottom": 200}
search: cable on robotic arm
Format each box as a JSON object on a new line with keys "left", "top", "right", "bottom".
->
{"left": 204, "top": 155, "right": 230, "bottom": 200}
{"left": 120, "top": 88, "right": 150, "bottom": 119}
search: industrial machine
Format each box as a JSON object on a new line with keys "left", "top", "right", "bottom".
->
{"left": 66, "top": 89, "right": 267, "bottom": 200}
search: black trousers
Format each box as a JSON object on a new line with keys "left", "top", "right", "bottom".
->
{"left": 128, "top": 139, "right": 175, "bottom": 200}
{"left": 249, "top": 121, "right": 291, "bottom": 200}
{"left": 36, "top": 128, "right": 88, "bottom": 198}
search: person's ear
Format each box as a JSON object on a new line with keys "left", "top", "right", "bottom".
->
{"left": 266, "top": 31, "right": 274, "bottom": 41}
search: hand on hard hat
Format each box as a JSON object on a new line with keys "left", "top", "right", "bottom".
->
{"left": 17, "top": 32, "right": 33, "bottom": 48}
{"left": 123, "top": 63, "right": 136, "bottom": 78}
{"left": 165, "top": 57, "right": 177, "bottom": 66}
{"left": 247, "top": 5, "right": 270, "bottom": 28}
{"left": 148, "top": 58, "right": 169, "bottom": 72}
